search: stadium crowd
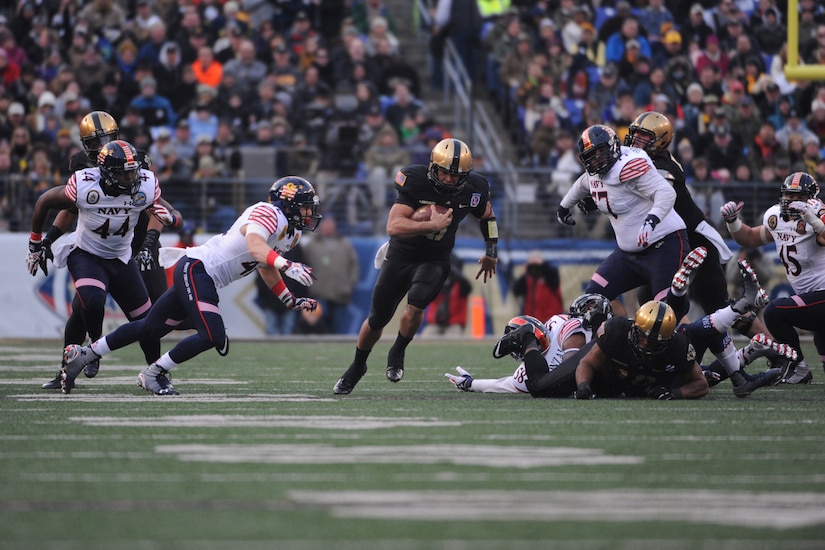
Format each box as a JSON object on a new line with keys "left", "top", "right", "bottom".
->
{"left": 1, "top": 1, "right": 825, "bottom": 235}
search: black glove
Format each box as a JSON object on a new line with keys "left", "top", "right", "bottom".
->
{"left": 645, "top": 385, "right": 673, "bottom": 400}
{"left": 556, "top": 206, "right": 575, "bottom": 226}
{"left": 576, "top": 197, "right": 598, "bottom": 213}
{"left": 135, "top": 229, "right": 160, "bottom": 272}
{"left": 574, "top": 381, "right": 595, "bottom": 399}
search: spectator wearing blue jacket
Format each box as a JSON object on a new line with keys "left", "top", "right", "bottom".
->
{"left": 129, "top": 76, "right": 176, "bottom": 137}
{"left": 605, "top": 18, "right": 651, "bottom": 67}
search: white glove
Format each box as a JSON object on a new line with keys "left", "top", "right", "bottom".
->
{"left": 720, "top": 201, "right": 743, "bottom": 223}
{"left": 789, "top": 199, "right": 825, "bottom": 233}
{"left": 147, "top": 203, "right": 178, "bottom": 227}
{"left": 444, "top": 366, "right": 473, "bottom": 391}
{"left": 282, "top": 260, "right": 315, "bottom": 286}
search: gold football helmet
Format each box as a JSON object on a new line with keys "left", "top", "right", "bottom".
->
{"left": 630, "top": 300, "right": 677, "bottom": 356}
{"left": 624, "top": 111, "right": 673, "bottom": 155}
{"left": 428, "top": 138, "right": 472, "bottom": 194}
{"left": 79, "top": 111, "right": 120, "bottom": 163}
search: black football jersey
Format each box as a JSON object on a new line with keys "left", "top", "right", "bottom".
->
{"left": 389, "top": 164, "right": 491, "bottom": 261}
{"left": 593, "top": 316, "right": 696, "bottom": 397}
{"left": 651, "top": 151, "right": 707, "bottom": 231}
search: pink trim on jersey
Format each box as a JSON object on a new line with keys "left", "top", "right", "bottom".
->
{"left": 198, "top": 301, "right": 220, "bottom": 315}
{"left": 128, "top": 300, "right": 152, "bottom": 319}
{"left": 73, "top": 277, "right": 106, "bottom": 290}
{"left": 591, "top": 272, "right": 608, "bottom": 288}
{"left": 791, "top": 295, "right": 806, "bottom": 306}
{"left": 165, "top": 318, "right": 183, "bottom": 326}
{"left": 247, "top": 205, "right": 279, "bottom": 235}
{"left": 65, "top": 174, "right": 78, "bottom": 202}
{"left": 558, "top": 318, "right": 584, "bottom": 345}
{"left": 620, "top": 157, "right": 650, "bottom": 182}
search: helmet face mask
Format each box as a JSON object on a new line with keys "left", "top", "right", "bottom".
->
{"left": 428, "top": 138, "right": 472, "bottom": 195}
{"left": 97, "top": 140, "right": 141, "bottom": 197}
{"left": 629, "top": 300, "right": 676, "bottom": 357}
{"left": 624, "top": 111, "right": 673, "bottom": 155}
{"left": 578, "top": 125, "right": 621, "bottom": 175}
{"left": 269, "top": 176, "right": 322, "bottom": 232}
{"left": 502, "top": 315, "right": 550, "bottom": 361}
{"left": 779, "top": 172, "right": 820, "bottom": 221}
{"left": 569, "top": 293, "right": 613, "bottom": 331}
{"left": 80, "top": 111, "right": 119, "bottom": 163}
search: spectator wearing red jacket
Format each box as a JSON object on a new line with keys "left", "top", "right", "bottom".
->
{"left": 512, "top": 250, "right": 564, "bottom": 322}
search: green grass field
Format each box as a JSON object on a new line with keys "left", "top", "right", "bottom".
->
{"left": 1, "top": 337, "right": 824, "bottom": 549}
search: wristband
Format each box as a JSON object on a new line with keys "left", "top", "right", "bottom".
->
{"left": 266, "top": 250, "right": 289, "bottom": 270}
{"left": 270, "top": 279, "right": 287, "bottom": 295}
{"left": 485, "top": 240, "right": 498, "bottom": 259}
{"left": 726, "top": 218, "right": 742, "bottom": 233}
{"left": 45, "top": 226, "right": 64, "bottom": 243}
{"left": 30, "top": 232, "right": 42, "bottom": 243}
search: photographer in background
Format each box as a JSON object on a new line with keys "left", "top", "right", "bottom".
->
{"left": 512, "top": 250, "right": 564, "bottom": 322}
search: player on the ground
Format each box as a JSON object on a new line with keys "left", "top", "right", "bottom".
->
{"left": 444, "top": 294, "right": 612, "bottom": 393}
{"left": 491, "top": 247, "right": 781, "bottom": 399}
{"left": 61, "top": 176, "right": 321, "bottom": 395}
{"left": 720, "top": 171, "right": 825, "bottom": 383}
{"left": 333, "top": 138, "right": 499, "bottom": 395}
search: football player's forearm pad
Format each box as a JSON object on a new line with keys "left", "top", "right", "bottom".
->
{"left": 481, "top": 217, "right": 498, "bottom": 258}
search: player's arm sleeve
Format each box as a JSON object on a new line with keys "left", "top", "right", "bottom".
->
{"left": 559, "top": 172, "right": 590, "bottom": 209}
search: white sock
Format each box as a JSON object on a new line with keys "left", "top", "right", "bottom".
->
{"left": 90, "top": 337, "right": 112, "bottom": 357}
{"left": 155, "top": 352, "right": 178, "bottom": 371}
{"left": 716, "top": 339, "right": 741, "bottom": 376}
{"left": 708, "top": 306, "right": 739, "bottom": 332}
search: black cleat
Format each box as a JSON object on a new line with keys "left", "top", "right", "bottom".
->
{"left": 731, "top": 368, "right": 782, "bottom": 398}
{"left": 333, "top": 363, "right": 367, "bottom": 395}
{"left": 493, "top": 324, "right": 535, "bottom": 359}
{"left": 386, "top": 349, "right": 405, "bottom": 383}
{"left": 83, "top": 357, "right": 100, "bottom": 378}
{"left": 41, "top": 369, "right": 65, "bottom": 390}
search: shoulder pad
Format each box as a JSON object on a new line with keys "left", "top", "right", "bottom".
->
{"left": 619, "top": 156, "right": 651, "bottom": 183}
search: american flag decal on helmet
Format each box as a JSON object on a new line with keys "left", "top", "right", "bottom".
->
{"left": 280, "top": 182, "right": 298, "bottom": 200}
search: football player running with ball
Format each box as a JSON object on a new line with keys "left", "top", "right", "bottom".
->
{"left": 721, "top": 172, "right": 825, "bottom": 384}
{"left": 333, "top": 138, "right": 499, "bottom": 395}
{"left": 62, "top": 177, "right": 321, "bottom": 395}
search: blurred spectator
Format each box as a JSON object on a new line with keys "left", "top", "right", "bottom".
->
{"left": 802, "top": 136, "right": 821, "bottom": 174}
{"left": 560, "top": 8, "right": 589, "bottom": 56}
{"left": 548, "top": 131, "right": 581, "bottom": 196}
{"left": 10, "top": 125, "right": 34, "bottom": 174}
{"left": 421, "top": 253, "right": 471, "bottom": 337}
{"left": 432, "top": 0, "right": 482, "bottom": 84}
{"left": 0, "top": 45, "right": 21, "bottom": 88}
{"left": 588, "top": 63, "right": 626, "bottom": 121}
{"left": 752, "top": 6, "right": 785, "bottom": 56}
{"left": 373, "top": 42, "right": 421, "bottom": 98}
{"left": 384, "top": 81, "right": 423, "bottom": 138}
{"left": 605, "top": 17, "right": 651, "bottom": 71}
{"left": 192, "top": 45, "right": 223, "bottom": 88}
{"left": 222, "top": 39, "right": 268, "bottom": 98}
{"left": 269, "top": 43, "right": 301, "bottom": 94}
{"left": 364, "top": 123, "right": 410, "bottom": 208}
{"left": 130, "top": 0, "right": 164, "bottom": 43}
{"left": 365, "top": 16, "right": 399, "bottom": 57}
{"left": 154, "top": 42, "right": 187, "bottom": 109}
{"left": 637, "top": 0, "right": 673, "bottom": 45}
{"left": 512, "top": 250, "right": 564, "bottom": 322}
{"left": 804, "top": 23, "right": 825, "bottom": 65}
{"left": 706, "top": 123, "right": 742, "bottom": 174}
{"left": 138, "top": 20, "right": 169, "bottom": 68}
{"left": 312, "top": 46, "right": 335, "bottom": 90}
{"left": 595, "top": 0, "right": 635, "bottom": 45}
{"left": 170, "top": 119, "right": 196, "bottom": 160}
{"left": 775, "top": 108, "right": 818, "bottom": 149}
{"left": 681, "top": 4, "right": 715, "bottom": 51}
{"left": 694, "top": 35, "right": 729, "bottom": 79}
{"left": 301, "top": 216, "right": 361, "bottom": 334}
{"left": 730, "top": 94, "right": 763, "bottom": 146}
{"left": 188, "top": 103, "right": 219, "bottom": 146}
{"left": 78, "top": 0, "right": 127, "bottom": 37}
{"left": 212, "top": 119, "right": 243, "bottom": 177}
{"left": 129, "top": 76, "right": 176, "bottom": 136}
{"left": 528, "top": 108, "right": 562, "bottom": 167}
{"left": 149, "top": 127, "right": 173, "bottom": 171}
